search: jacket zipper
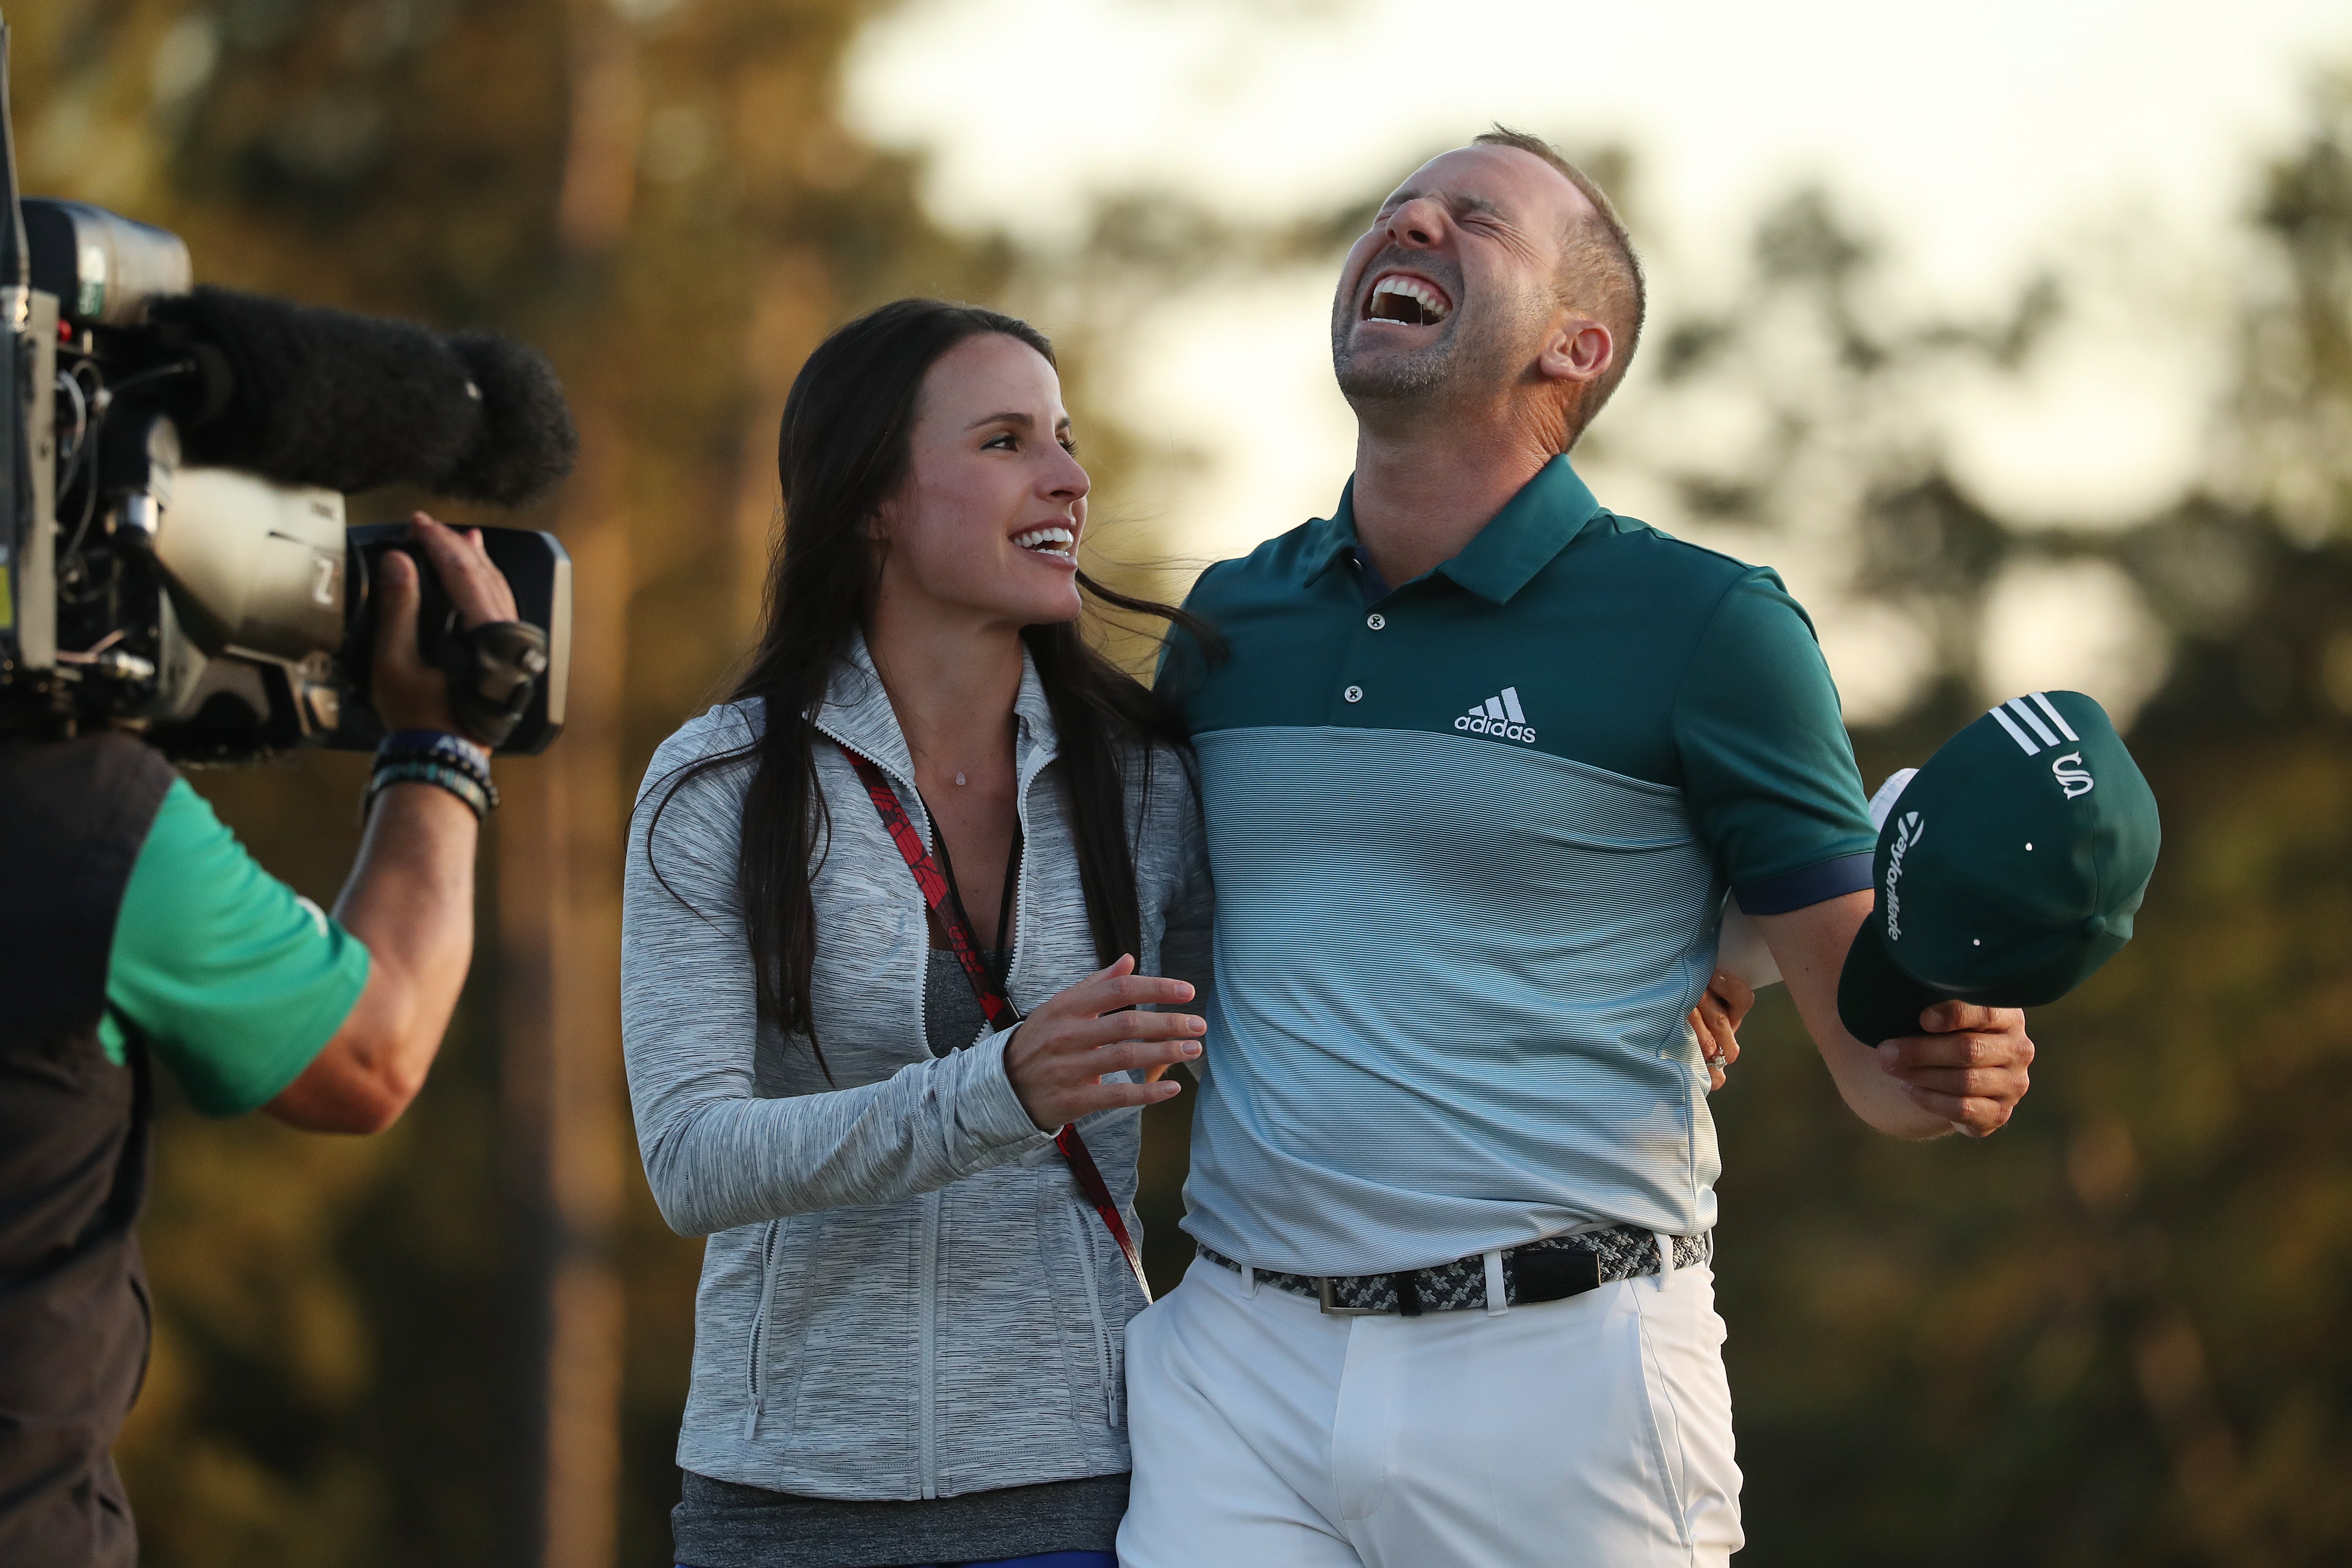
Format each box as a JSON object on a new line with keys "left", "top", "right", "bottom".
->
{"left": 905, "top": 774, "right": 934, "bottom": 1056}
{"left": 918, "top": 1188, "right": 942, "bottom": 1496}
{"left": 742, "top": 1218, "right": 782, "bottom": 1438}
{"left": 1004, "top": 753, "right": 1031, "bottom": 1010}
{"left": 1067, "top": 1204, "right": 1118, "bottom": 1427}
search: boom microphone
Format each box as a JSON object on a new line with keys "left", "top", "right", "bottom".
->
{"left": 145, "top": 285, "right": 579, "bottom": 505}
{"left": 444, "top": 330, "right": 581, "bottom": 507}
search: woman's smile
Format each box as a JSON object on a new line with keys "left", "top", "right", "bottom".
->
{"left": 1011, "top": 523, "right": 1079, "bottom": 561}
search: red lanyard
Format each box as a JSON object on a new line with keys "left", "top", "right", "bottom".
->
{"left": 839, "top": 744, "right": 1153, "bottom": 1302}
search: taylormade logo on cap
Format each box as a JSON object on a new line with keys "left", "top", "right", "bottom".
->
{"left": 1883, "top": 810, "right": 1923, "bottom": 943}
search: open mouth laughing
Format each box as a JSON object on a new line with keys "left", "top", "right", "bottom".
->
{"left": 1363, "top": 270, "right": 1455, "bottom": 327}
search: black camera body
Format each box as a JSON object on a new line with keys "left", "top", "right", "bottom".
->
{"left": 0, "top": 29, "right": 573, "bottom": 763}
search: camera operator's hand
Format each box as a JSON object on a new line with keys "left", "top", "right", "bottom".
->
{"left": 371, "top": 512, "right": 521, "bottom": 736}
{"left": 267, "top": 514, "right": 520, "bottom": 1135}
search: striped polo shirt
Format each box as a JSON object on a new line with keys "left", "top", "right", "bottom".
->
{"left": 1160, "top": 455, "right": 1875, "bottom": 1275}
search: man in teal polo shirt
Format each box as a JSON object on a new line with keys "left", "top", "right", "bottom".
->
{"left": 1117, "top": 130, "right": 2037, "bottom": 1568}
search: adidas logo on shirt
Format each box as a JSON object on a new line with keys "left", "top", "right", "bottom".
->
{"left": 1455, "top": 686, "right": 1537, "bottom": 744}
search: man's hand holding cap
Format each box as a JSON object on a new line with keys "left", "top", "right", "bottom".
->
{"left": 1838, "top": 690, "right": 2161, "bottom": 1050}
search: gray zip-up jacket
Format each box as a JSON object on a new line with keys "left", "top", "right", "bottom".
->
{"left": 621, "top": 634, "right": 1212, "bottom": 1501}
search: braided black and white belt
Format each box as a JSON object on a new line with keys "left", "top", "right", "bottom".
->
{"left": 1200, "top": 1225, "right": 1712, "bottom": 1317}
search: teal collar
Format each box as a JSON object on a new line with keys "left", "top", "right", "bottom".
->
{"left": 1300, "top": 455, "right": 1605, "bottom": 605}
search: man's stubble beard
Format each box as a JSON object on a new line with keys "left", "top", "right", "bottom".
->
{"left": 1330, "top": 282, "right": 1547, "bottom": 421}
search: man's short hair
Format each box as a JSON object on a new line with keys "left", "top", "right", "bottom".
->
{"left": 1471, "top": 126, "right": 1645, "bottom": 442}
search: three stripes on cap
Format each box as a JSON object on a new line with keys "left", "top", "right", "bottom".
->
{"left": 1989, "top": 692, "right": 2080, "bottom": 755}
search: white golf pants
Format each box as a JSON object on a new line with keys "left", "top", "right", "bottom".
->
{"left": 1118, "top": 1251, "right": 1742, "bottom": 1568}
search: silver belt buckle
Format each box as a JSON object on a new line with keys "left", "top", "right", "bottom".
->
{"left": 1316, "top": 1276, "right": 1383, "bottom": 1317}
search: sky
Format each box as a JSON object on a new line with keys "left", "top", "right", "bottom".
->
{"left": 844, "top": 0, "right": 2352, "bottom": 720}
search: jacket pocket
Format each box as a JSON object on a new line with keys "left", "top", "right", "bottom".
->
{"left": 742, "top": 1218, "right": 783, "bottom": 1438}
{"left": 1064, "top": 1202, "right": 1119, "bottom": 1429}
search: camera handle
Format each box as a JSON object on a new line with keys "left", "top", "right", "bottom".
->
{"left": 440, "top": 620, "right": 548, "bottom": 749}
{"left": 334, "top": 524, "right": 570, "bottom": 756}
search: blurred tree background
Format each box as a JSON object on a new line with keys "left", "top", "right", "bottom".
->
{"left": 12, "top": 3, "right": 2352, "bottom": 1564}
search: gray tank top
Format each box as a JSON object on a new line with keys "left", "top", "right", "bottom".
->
{"left": 923, "top": 946, "right": 1004, "bottom": 1057}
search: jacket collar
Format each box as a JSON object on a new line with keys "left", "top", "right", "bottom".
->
{"left": 809, "top": 627, "right": 1060, "bottom": 792}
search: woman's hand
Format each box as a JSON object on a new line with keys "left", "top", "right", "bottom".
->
{"left": 1003, "top": 956, "right": 1204, "bottom": 1131}
{"left": 1689, "top": 969, "right": 1756, "bottom": 1092}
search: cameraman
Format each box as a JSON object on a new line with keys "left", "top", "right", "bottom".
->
{"left": 0, "top": 514, "right": 515, "bottom": 1568}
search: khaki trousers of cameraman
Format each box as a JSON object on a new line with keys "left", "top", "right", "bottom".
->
{"left": 1116, "top": 1252, "right": 1741, "bottom": 1567}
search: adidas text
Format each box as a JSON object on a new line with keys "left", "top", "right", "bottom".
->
{"left": 1457, "top": 686, "right": 1536, "bottom": 745}
{"left": 1456, "top": 714, "right": 1537, "bottom": 743}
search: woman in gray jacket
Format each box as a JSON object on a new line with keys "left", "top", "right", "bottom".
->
{"left": 622, "top": 299, "right": 1215, "bottom": 1568}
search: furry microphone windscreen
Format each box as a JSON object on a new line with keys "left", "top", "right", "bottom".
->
{"left": 152, "top": 286, "right": 484, "bottom": 494}
{"left": 443, "top": 331, "right": 579, "bottom": 506}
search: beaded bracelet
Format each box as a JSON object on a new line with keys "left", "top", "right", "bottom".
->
{"left": 365, "top": 759, "right": 493, "bottom": 823}
{"left": 378, "top": 728, "right": 493, "bottom": 786}
{"left": 375, "top": 747, "right": 494, "bottom": 801}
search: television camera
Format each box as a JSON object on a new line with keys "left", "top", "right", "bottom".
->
{"left": 0, "top": 20, "right": 574, "bottom": 763}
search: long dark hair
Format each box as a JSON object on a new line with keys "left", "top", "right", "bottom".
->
{"left": 648, "top": 298, "right": 1216, "bottom": 1072}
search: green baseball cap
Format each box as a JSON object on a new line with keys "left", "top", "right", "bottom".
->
{"left": 1836, "top": 690, "right": 2160, "bottom": 1046}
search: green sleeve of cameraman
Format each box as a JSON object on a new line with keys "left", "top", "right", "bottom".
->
{"left": 99, "top": 778, "right": 373, "bottom": 1117}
